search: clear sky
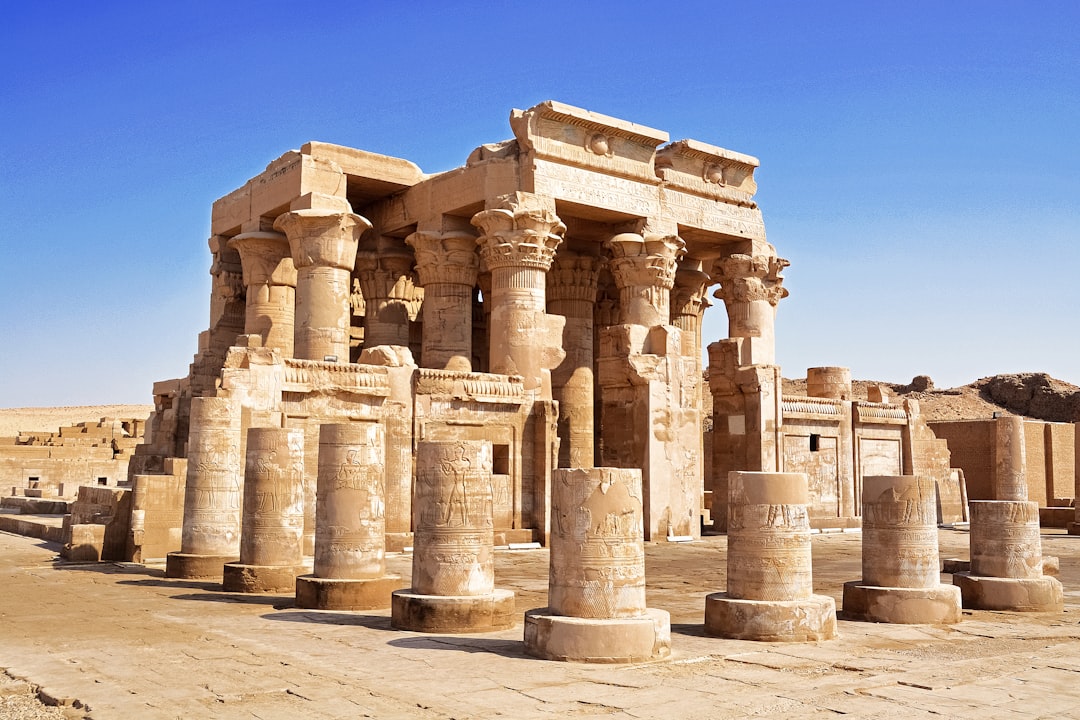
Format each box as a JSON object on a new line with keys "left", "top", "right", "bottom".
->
{"left": 2, "top": 1, "right": 1077, "bottom": 407}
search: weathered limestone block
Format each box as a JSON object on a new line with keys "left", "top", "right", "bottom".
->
{"left": 166, "top": 397, "right": 243, "bottom": 579}
{"left": 296, "top": 423, "right": 402, "bottom": 610}
{"left": 842, "top": 476, "right": 962, "bottom": 624}
{"left": 705, "top": 472, "right": 837, "bottom": 641}
{"left": 391, "top": 441, "right": 515, "bottom": 632}
{"left": 223, "top": 428, "right": 307, "bottom": 593}
{"left": 525, "top": 468, "right": 671, "bottom": 663}
{"left": 65, "top": 524, "right": 105, "bottom": 562}
{"left": 953, "top": 500, "right": 1064, "bottom": 611}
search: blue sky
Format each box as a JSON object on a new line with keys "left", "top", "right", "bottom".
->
{"left": 2, "top": 1, "right": 1077, "bottom": 406}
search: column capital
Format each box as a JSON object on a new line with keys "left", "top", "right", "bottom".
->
{"left": 355, "top": 248, "right": 417, "bottom": 301}
{"left": 274, "top": 209, "right": 369, "bottom": 272}
{"left": 606, "top": 232, "right": 684, "bottom": 292}
{"left": 712, "top": 253, "right": 789, "bottom": 307}
{"left": 672, "top": 263, "right": 712, "bottom": 321}
{"left": 228, "top": 231, "right": 297, "bottom": 288}
{"left": 547, "top": 252, "right": 601, "bottom": 305}
{"left": 406, "top": 231, "right": 479, "bottom": 287}
{"left": 473, "top": 192, "right": 565, "bottom": 272}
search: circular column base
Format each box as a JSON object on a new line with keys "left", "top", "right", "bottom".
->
{"left": 841, "top": 581, "right": 962, "bottom": 624}
{"left": 165, "top": 552, "right": 237, "bottom": 580}
{"left": 295, "top": 574, "right": 403, "bottom": 610}
{"left": 704, "top": 592, "right": 837, "bottom": 642}
{"left": 390, "top": 588, "right": 516, "bottom": 633}
{"left": 953, "top": 572, "right": 1064, "bottom": 612}
{"left": 523, "top": 608, "right": 671, "bottom": 663}
{"left": 222, "top": 562, "right": 306, "bottom": 593}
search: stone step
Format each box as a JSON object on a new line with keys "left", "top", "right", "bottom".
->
{"left": 0, "top": 510, "right": 65, "bottom": 543}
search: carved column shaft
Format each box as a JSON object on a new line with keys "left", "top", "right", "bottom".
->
{"left": 355, "top": 250, "right": 415, "bottom": 348}
{"left": 180, "top": 397, "right": 243, "bottom": 557}
{"left": 229, "top": 232, "right": 297, "bottom": 356}
{"left": 315, "top": 423, "right": 386, "bottom": 579}
{"left": 548, "top": 253, "right": 600, "bottom": 468}
{"left": 406, "top": 231, "right": 478, "bottom": 372}
{"left": 275, "top": 209, "right": 369, "bottom": 361}
{"left": 239, "top": 428, "right": 305, "bottom": 567}
{"left": 474, "top": 194, "right": 564, "bottom": 391}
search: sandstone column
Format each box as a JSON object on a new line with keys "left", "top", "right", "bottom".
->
{"left": 222, "top": 428, "right": 307, "bottom": 592}
{"left": 405, "top": 231, "right": 479, "bottom": 371}
{"left": 711, "top": 252, "right": 789, "bottom": 366}
{"left": 806, "top": 367, "right": 852, "bottom": 401}
{"left": 166, "top": 397, "right": 243, "bottom": 579}
{"left": 296, "top": 423, "right": 402, "bottom": 609}
{"left": 994, "top": 415, "right": 1028, "bottom": 500}
{"left": 524, "top": 468, "right": 671, "bottom": 662}
{"left": 842, "top": 476, "right": 962, "bottom": 623}
{"left": 274, "top": 209, "right": 369, "bottom": 361}
{"left": 546, "top": 252, "right": 600, "bottom": 468}
{"left": 391, "top": 440, "right": 515, "bottom": 632}
{"left": 228, "top": 231, "right": 297, "bottom": 356}
{"left": 705, "top": 471, "right": 837, "bottom": 641}
{"left": 354, "top": 245, "right": 416, "bottom": 349}
{"left": 473, "top": 192, "right": 565, "bottom": 392}
{"left": 600, "top": 230, "right": 700, "bottom": 539}
{"left": 953, "top": 500, "right": 1064, "bottom": 611}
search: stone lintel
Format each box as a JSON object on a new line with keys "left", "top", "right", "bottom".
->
{"left": 656, "top": 138, "right": 759, "bottom": 201}
{"left": 512, "top": 101, "right": 668, "bottom": 185}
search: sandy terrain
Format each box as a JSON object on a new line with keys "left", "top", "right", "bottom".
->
{"left": 0, "top": 406, "right": 153, "bottom": 438}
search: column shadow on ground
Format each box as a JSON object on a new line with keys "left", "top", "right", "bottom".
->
{"left": 263, "top": 610, "right": 395, "bottom": 630}
{"left": 169, "top": 591, "right": 292, "bottom": 608}
{"left": 670, "top": 622, "right": 709, "bottom": 638}
{"left": 386, "top": 635, "right": 527, "bottom": 659}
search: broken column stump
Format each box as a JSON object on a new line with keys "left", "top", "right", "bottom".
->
{"left": 223, "top": 427, "right": 306, "bottom": 593}
{"left": 842, "top": 475, "right": 962, "bottom": 623}
{"left": 524, "top": 468, "right": 671, "bottom": 663}
{"left": 295, "top": 423, "right": 402, "bottom": 610}
{"left": 705, "top": 471, "right": 837, "bottom": 641}
{"left": 391, "top": 441, "right": 515, "bottom": 632}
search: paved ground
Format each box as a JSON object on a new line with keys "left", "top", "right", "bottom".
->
{"left": 1, "top": 528, "right": 1079, "bottom": 719}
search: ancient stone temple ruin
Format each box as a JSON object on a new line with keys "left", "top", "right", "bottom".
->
{"left": 126, "top": 100, "right": 965, "bottom": 569}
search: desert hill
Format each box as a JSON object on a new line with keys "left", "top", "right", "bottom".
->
{"left": 0, "top": 405, "right": 153, "bottom": 438}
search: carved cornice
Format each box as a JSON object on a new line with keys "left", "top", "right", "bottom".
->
{"left": 473, "top": 192, "right": 565, "bottom": 272}
{"left": 712, "top": 253, "right": 789, "bottom": 307}
{"left": 405, "top": 231, "right": 479, "bottom": 287}
{"left": 282, "top": 358, "right": 391, "bottom": 396}
{"left": 415, "top": 368, "right": 525, "bottom": 404}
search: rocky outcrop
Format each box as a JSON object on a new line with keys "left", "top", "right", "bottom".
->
{"left": 975, "top": 373, "right": 1080, "bottom": 423}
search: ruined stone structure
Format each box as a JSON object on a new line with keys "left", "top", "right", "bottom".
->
{"left": 125, "top": 100, "right": 967, "bottom": 569}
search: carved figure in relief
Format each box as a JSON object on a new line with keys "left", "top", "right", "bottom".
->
{"left": 582, "top": 475, "right": 640, "bottom": 539}
{"left": 442, "top": 444, "right": 471, "bottom": 527}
